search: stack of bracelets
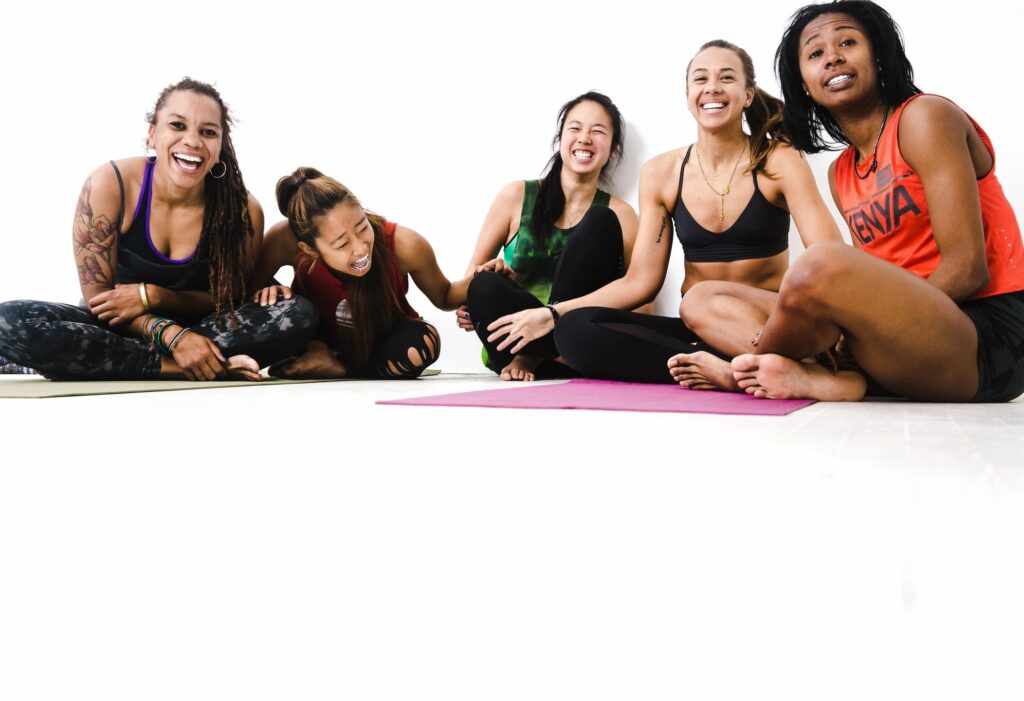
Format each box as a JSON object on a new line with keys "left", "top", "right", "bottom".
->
{"left": 143, "top": 316, "right": 191, "bottom": 354}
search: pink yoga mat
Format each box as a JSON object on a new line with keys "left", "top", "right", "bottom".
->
{"left": 378, "top": 379, "right": 815, "bottom": 416}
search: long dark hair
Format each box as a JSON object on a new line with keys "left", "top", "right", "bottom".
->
{"left": 688, "top": 39, "right": 789, "bottom": 176}
{"left": 531, "top": 91, "right": 625, "bottom": 249}
{"left": 147, "top": 77, "right": 255, "bottom": 320}
{"left": 276, "top": 167, "right": 406, "bottom": 365}
{"left": 775, "top": 0, "right": 921, "bottom": 153}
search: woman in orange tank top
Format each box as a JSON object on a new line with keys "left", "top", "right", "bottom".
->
{"left": 712, "top": 0, "right": 1024, "bottom": 402}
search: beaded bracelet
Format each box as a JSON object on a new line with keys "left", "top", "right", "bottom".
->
{"left": 145, "top": 317, "right": 174, "bottom": 353}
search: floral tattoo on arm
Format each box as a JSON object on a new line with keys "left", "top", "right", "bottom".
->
{"left": 73, "top": 177, "right": 117, "bottom": 286}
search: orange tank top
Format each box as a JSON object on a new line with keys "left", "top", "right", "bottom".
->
{"left": 833, "top": 94, "right": 1024, "bottom": 299}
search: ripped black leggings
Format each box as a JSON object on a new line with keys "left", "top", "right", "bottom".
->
{"left": 350, "top": 318, "right": 440, "bottom": 379}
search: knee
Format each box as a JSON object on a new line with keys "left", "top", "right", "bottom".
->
{"left": 385, "top": 323, "right": 440, "bottom": 379}
{"left": 679, "top": 282, "right": 731, "bottom": 331}
{"left": 467, "top": 270, "right": 507, "bottom": 310}
{"left": 274, "top": 295, "right": 319, "bottom": 336}
{"left": 0, "top": 300, "right": 39, "bottom": 333}
{"left": 778, "top": 243, "right": 850, "bottom": 312}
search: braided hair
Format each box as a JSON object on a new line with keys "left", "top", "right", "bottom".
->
{"left": 147, "top": 77, "right": 254, "bottom": 321}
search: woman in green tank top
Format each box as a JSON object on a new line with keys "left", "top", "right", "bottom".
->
{"left": 459, "top": 91, "right": 641, "bottom": 381}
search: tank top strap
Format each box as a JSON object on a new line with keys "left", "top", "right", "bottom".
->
{"left": 675, "top": 146, "right": 692, "bottom": 212}
{"left": 108, "top": 160, "right": 125, "bottom": 232}
{"left": 519, "top": 179, "right": 540, "bottom": 229}
{"left": 130, "top": 160, "right": 155, "bottom": 227}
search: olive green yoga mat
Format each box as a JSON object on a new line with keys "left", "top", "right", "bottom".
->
{"left": 0, "top": 368, "right": 441, "bottom": 398}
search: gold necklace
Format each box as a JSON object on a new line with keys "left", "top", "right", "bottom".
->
{"left": 695, "top": 144, "right": 747, "bottom": 226}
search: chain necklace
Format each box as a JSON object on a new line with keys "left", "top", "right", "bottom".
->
{"left": 854, "top": 107, "right": 890, "bottom": 180}
{"left": 695, "top": 144, "right": 747, "bottom": 226}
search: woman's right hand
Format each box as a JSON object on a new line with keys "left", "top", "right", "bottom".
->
{"left": 474, "top": 257, "right": 516, "bottom": 279}
{"left": 170, "top": 330, "right": 228, "bottom": 380}
{"left": 252, "top": 285, "right": 293, "bottom": 306}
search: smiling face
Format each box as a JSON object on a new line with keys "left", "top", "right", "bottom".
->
{"left": 301, "top": 202, "right": 375, "bottom": 277}
{"left": 558, "top": 100, "right": 614, "bottom": 176}
{"left": 687, "top": 46, "right": 755, "bottom": 130}
{"left": 147, "top": 89, "right": 224, "bottom": 188}
{"left": 798, "top": 13, "right": 878, "bottom": 110}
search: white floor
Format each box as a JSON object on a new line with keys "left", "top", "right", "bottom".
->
{"left": 1, "top": 373, "right": 1023, "bottom": 701}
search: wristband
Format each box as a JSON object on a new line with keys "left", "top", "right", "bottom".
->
{"left": 166, "top": 327, "right": 190, "bottom": 352}
{"left": 546, "top": 304, "right": 560, "bottom": 323}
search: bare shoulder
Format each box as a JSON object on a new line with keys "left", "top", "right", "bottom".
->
{"left": 246, "top": 192, "right": 263, "bottom": 216}
{"left": 246, "top": 192, "right": 264, "bottom": 232}
{"left": 641, "top": 148, "right": 686, "bottom": 207}
{"left": 265, "top": 219, "right": 295, "bottom": 238}
{"left": 492, "top": 180, "right": 526, "bottom": 211}
{"left": 901, "top": 94, "right": 970, "bottom": 142}
{"left": 77, "top": 160, "right": 129, "bottom": 218}
{"left": 764, "top": 141, "right": 809, "bottom": 171}
{"left": 641, "top": 148, "right": 683, "bottom": 180}
{"left": 393, "top": 223, "right": 433, "bottom": 269}
{"left": 103, "top": 157, "right": 149, "bottom": 186}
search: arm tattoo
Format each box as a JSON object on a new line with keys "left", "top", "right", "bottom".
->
{"left": 73, "top": 177, "right": 117, "bottom": 286}
{"left": 656, "top": 216, "right": 669, "bottom": 244}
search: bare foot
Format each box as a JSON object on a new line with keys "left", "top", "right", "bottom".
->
{"left": 225, "top": 355, "right": 262, "bottom": 382}
{"left": 667, "top": 351, "right": 738, "bottom": 391}
{"left": 731, "top": 353, "right": 866, "bottom": 401}
{"left": 500, "top": 355, "right": 541, "bottom": 381}
{"left": 269, "top": 345, "right": 347, "bottom": 379}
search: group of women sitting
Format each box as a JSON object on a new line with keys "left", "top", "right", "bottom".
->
{"left": 2, "top": 0, "right": 1022, "bottom": 403}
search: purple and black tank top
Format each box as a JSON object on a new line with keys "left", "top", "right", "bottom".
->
{"left": 112, "top": 160, "right": 212, "bottom": 291}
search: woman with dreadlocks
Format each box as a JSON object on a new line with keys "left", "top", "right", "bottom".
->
{"left": 250, "top": 167, "right": 511, "bottom": 379}
{"left": 0, "top": 78, "right": 316, "bottom": 381}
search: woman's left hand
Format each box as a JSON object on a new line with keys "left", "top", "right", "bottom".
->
{"left": 87, "top": 284, "right": 148, "bottom": 325}
{"left": 252, "top": 284, "right": 293, "bottom": 306}
{"left": 487, "top": 306, "right": 555, "bottom": 353}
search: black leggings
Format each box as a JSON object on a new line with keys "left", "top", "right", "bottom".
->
{"left": 349, "top": 318, "right": 440, "bottom": 379}
{"left": 466, "top": 206, "right": 625, "bottom": 378}
{"left": 554, "top": 307, "right": 709, "bottom": 384}
{"left": 0, "top": 297, "right": 317, "bottom": 380}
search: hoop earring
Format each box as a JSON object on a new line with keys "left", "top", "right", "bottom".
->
{"left": 144, "top": 144, "right": 157, "bottom": 164}
{"left": 209, "top": 161, "right": 227, "bottom": 179}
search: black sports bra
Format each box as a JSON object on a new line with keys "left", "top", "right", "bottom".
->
{"left": 673, "top": 145, "right": 790, "bottom": 263}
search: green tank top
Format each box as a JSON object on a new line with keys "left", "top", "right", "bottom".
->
{"left": 480, "top": 180, "right": 612, "bottom": 370}
{"left": 502, "top": 179, "right": 611, "bottom": 304}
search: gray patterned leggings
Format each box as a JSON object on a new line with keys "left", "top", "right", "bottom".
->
{"left": 0, "top": 297, "right": 317, "bottom": 380}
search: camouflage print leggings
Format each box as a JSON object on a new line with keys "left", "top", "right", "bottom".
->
{"left": 0, "top": 297, "right": 317, "bottom": 380}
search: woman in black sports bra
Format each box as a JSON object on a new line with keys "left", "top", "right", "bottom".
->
{"left": 485, "top": 40, "right": 841, "bottom": 385}
{"left": 0, "top": 78, "right": 315, "bottom": 381}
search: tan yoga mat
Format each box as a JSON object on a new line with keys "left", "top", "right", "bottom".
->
{"left": 0, "top": 368, "right": 441, "bottom": 398}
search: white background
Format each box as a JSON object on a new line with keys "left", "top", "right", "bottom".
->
{"left": 0, "top": 0, "right": 1020, "bottom": 371}
{"left": 2, "top": 4, "right": 1024, "bottom": 700}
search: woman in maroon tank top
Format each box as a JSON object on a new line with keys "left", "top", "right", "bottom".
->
{"left": 251, "top": 168, "right": 510, "bottom": 379}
